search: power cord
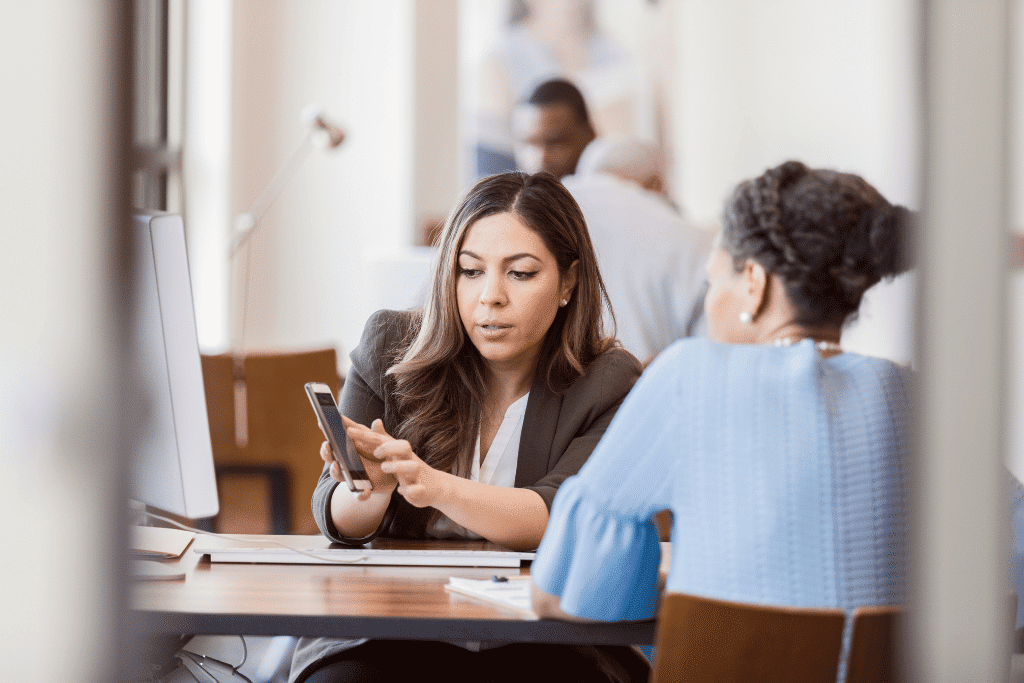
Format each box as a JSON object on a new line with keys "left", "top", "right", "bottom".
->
{"left": 146, "top": 636, "right": 251, "bottom": 683}
{"left": 133, "top": 507, "right": 365, "bottom": 681}
{"left": 234, "top": 635, "right": 247, "bottom": 671}
{"left": 176, "top": 648, "right": 252, "bottom": 683}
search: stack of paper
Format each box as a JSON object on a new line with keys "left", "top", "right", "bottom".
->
{"left": 130, "top": 526, "right": 195, "bottom": 559}
{"left": 445, "top": 577, "right": 537, "bottom": 619}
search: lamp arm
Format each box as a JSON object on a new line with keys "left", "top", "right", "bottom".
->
{"left": 226, "top": 106, "right": 345, "bottom": 449}
{"left": 229, "top": 130, "right": 315, "bottom": 256}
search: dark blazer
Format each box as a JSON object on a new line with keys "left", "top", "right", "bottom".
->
{"left": 311, "top": 308, "right": 642, "bottom": 546}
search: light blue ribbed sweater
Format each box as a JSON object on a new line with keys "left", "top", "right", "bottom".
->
{"left": 533, "top": 337, "right": 911, "bottom": 676}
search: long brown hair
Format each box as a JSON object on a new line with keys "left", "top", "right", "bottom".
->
{"left": 387, "top": 171, "right": 614, "bottom": 479}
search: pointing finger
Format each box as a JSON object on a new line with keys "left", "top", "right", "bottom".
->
{"left": 380, "top": 459, "right": 415, "bottom": 475}
{"left": 375, "top": 440, "right": 413, "bottom": 461}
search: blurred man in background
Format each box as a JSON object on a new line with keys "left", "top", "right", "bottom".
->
{"left": 513, "top": 78, "right": 595, "bottom": 179}
{"left": 564, "top": 135, "right": 712, "bottom": 363}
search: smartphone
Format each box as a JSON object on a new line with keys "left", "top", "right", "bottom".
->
{"left": 304, "top": 382, "right": 372, "bottom": 493}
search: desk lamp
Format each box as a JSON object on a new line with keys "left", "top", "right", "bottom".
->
{"left": 229, "top": 104, "right": 345, "bottom": 447}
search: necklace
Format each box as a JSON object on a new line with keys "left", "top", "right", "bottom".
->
{"left": 772, "top": 337, "right": 843, "bottom": 353}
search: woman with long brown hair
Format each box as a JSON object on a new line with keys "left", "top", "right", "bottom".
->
{"left": 290, "top": 171, "right": 647, "bottom": 683}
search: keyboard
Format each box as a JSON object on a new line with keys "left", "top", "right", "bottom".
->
{"left": 195, "top": 545, "right": 535, "bottom": 567}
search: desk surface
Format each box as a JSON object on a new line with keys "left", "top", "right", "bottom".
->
{"left": 132, "top": 534, "right": 656, "bottom": 645}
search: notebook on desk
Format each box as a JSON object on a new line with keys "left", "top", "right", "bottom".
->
{"left": 195, "top": 544, "right": 535, "bottom": 568}
{"left": 131, "top": 526, "right": 195, "bottom": 559}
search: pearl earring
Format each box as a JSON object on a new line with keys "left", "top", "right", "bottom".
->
{"left": 739, "top": 311, "right": 753, "bottom": 324}
{"left": 560, "top": 299, "right": 568, "bottom": 307}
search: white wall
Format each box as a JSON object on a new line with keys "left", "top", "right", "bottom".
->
{"left": 668, "top": 0, "right": 919, "bottom": 363}
{"left": 414, "top": 0, "right": 461, "bottom": 231}
{"left": 205, "top": 0, "right": 923, "bottom": 366}
{"left": 184, "top": 0, "right": 232, "bottom": 352}
{"left": 1010, "top": 0, "right": 1024, "bottom": 481}
{"left": 670, "top": 0, "right": 919, "bottom": 222}
{"left": 0, "top": 3, "right": 125, "bottom": 681}
{"left": 225, "top": 1, "right": 416, "bottom": 364}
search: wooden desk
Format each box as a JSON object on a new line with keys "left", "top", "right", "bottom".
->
{"left": 132, "top": 535, "right": 656, "bottom": 645}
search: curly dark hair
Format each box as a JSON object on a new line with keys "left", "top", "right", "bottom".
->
{"left": 721, "top": 160, "right": 913, "bottom": 326}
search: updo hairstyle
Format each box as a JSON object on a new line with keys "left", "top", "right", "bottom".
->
{"left": 721, "top": 160, "right": 913, "bottom": 326}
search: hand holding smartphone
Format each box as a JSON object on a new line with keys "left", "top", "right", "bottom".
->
{"left": 304, "top": 382, "right": 373, "bottom": 494}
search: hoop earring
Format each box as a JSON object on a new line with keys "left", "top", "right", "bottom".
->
{"left": 739, "top": 311, "right": 753, "bottom": 324}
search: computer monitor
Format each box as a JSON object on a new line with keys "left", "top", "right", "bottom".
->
{"left": 130, "top": 212, "right": 219, "bottom": 519}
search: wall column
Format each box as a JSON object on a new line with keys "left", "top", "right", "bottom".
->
{"left": 912, "top": 1, "right": 1012, "bottom": 680}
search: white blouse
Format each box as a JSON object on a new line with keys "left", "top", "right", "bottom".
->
{"left": 427, "top": 392, "right": 529, "bottom": 539}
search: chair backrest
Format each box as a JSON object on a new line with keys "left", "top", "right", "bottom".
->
{"left": 847, "top": 593, "right": 1019, "bottom": 683}
{"left": 651, "top": 593, "right": 846, "bottom": 683}
{"left": 846, "top": 605, "right": 901, "bottom": 683}
{"left": 201, "top": 348, "right": 340, "bottom": 534}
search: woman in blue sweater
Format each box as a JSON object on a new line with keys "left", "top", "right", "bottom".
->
{"left": 531, "top": 161, "right": 914, "bottom": 653}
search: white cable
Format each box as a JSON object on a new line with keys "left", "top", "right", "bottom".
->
{"left": 177, "top": 650, "right": 253, "bottom": 683}
{"left": 138, "top": 509, "right": 372, "bottom": 565}
{"left": 175, "top": 652, "right": 219, "bottom": 683}
{"left": 233, "top": 635, "right": 247, "bottom": 671}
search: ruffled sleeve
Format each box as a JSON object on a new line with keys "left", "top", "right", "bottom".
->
{"left": 530, "top": 342, "right": 699, "bottom": 621}
{"left": 532, "top": 475, "right": 663, "bottom": 621}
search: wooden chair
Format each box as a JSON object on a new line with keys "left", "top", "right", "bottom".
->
{"left": 843, "top": 606, "right": 901, "bottom": 683}
{"left": 654, "top": 510, "right": 673, "bottom": 542}
{"left": 654, "top": 595, "right": 1015, "bottom": 683}
{"left": 847, "top": 594, "right": 1017, "bottom": 683}
{"left": 846, "top": 605, "right": 901, "bottom": 683}
{"left": 650, "top": 593, "right": 846, "bottom": 683}
{"left": 201, "top": 348, "right": 341, "bottom": 534}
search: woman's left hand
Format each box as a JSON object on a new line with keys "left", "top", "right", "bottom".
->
{"left": 374, "top": 439, "right": 447, "bottom": 508}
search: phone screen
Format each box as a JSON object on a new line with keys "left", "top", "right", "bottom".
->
{"left": 311, "top": 390, "right": 369, "bottom": 483}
